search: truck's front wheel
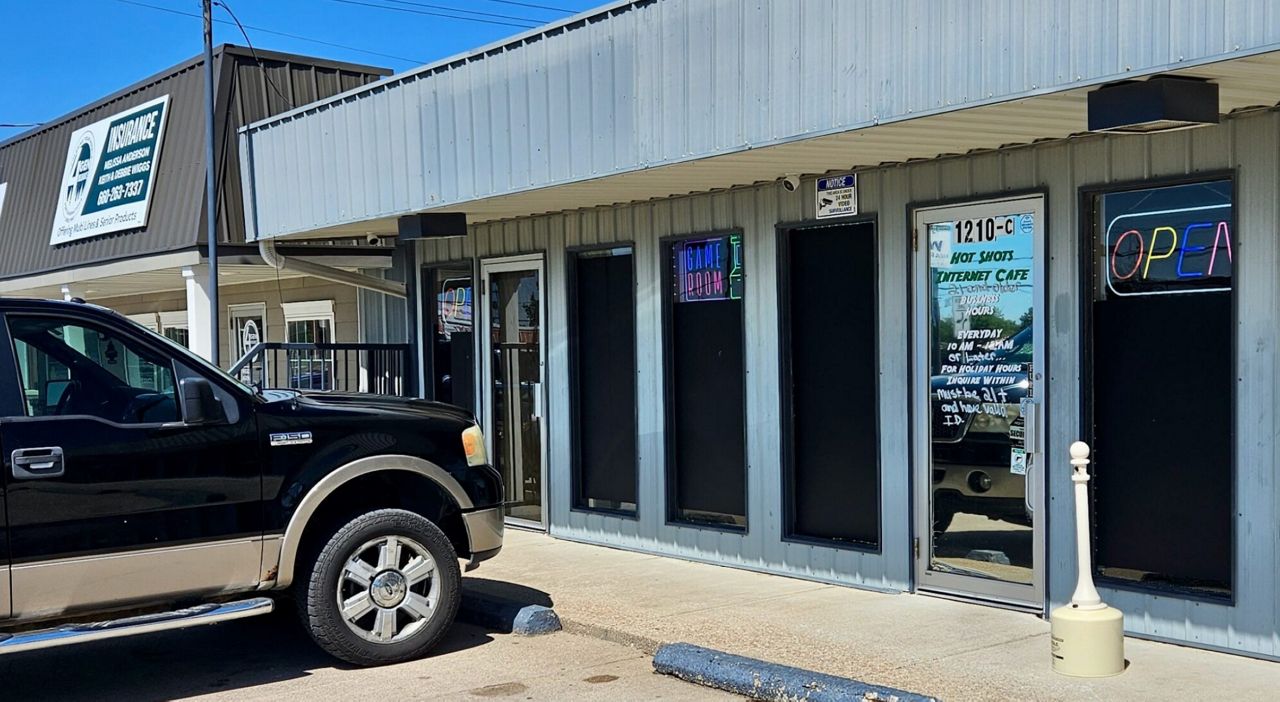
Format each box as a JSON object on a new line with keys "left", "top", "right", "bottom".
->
{"left": 300, "top": 508, "right": 461, "bottom": 666}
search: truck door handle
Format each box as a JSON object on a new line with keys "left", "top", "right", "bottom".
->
{"left": 12, "top": 447, "right": 65, "bottom": 479}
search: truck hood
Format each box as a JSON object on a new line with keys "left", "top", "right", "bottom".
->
{"left": 259, "top": 389, "right": 476, "bottom": 425}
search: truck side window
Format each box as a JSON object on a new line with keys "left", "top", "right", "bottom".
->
{"left": 9, "top": 316, "right": 179, "bottom": 424}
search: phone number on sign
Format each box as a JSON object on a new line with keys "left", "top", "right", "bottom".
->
{"left": 95, "top": 180, "right": 144, "bottom": 207}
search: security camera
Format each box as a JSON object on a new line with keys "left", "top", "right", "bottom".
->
{"left": 782, "top": 175, "right": 800, "bottom": 192}
{"left": 366, "top": 235, "right": 382, "bottom": 246}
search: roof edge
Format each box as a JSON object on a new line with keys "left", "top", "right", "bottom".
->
{"left": 241, "top": 0, "right": 646, "bottom": 132}
{"left": 1, "top": 43, "right": 390, "bottom": 150}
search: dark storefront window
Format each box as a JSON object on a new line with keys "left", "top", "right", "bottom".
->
{"left": 1086, "top": 177, "right": 1234, "bottom": 600}
{"left": 780, "top": 222, "right": 880, "bottom": 548}
{"left": 569, "top": 246, "right": 638, "bottom": 515}
{"left": 425, "top": 264, "right": 475, "bottom": 412}
{"left": 662, "top": 232, "right": 747, "bottom": 529}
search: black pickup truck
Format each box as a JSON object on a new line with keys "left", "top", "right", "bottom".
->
{"left": 0, "top": 298, "right": 503, "bottom": 666}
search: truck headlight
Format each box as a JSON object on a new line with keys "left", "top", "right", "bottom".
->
{"left": 461, "top": 425, "right": 488, "bottom": 467}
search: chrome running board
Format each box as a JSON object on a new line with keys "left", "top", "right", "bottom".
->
{"left": 0, "top": 597, "right": 274, "bottom": 655}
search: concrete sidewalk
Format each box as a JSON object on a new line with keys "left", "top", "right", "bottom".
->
{"left": 466, "top": 530, "right": 1278, "bottom": 701}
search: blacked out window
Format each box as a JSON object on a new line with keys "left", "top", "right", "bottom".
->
{"left": 425, "top": 264, "right": 475, "bottom": 412}
{"left": 569, "top": 247, "right": 638, "bottom": 514}
{"left": 663, "top": 233, "right": 747, "bottom": 529}
{"left": 780, "top": 222, "right": 880, "bottom": 548}
{"left": 1086, "top": 178, "right": 1234, "bottom": 599}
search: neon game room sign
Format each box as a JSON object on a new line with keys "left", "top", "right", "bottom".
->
{"left": 673, "top": 234, "right": 744, "bottom": 303}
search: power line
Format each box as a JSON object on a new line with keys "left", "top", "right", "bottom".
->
{"left": 0, "top": 123, "right": 42, "bottom": 128}
{"left": 214, "top": 0, "right": 294, "bottom": 111}
{"left": 328, "top": 0, "right": 537, "bottom": 29}
{"left": 109, "top": 0, "right": 425, "bottom": 66}
{"left": 483, "top": 0, "right": 576, "bottom": 13}
{"left": 385, "top": 0, "right": 544, "bottom": 24}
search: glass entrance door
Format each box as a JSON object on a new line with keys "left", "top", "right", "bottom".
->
{"left": 480, "top": 256, "right": 546, "bottom": 528}
{"left": 912, "top": 194, "right": 1046, "bottom": 609}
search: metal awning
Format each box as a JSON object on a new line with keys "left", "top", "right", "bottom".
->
{"left": 257, "top": 50, "right": 1280, "bottom": 240}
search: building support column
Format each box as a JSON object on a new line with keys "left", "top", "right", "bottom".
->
{"left": 183, "top": 265, "right": 216, "bottom": 363}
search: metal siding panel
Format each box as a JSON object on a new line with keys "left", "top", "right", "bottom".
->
{"left": 740, "top": 1, "right": 770, "bottom": 145}
{"left": 768, "top": 1, "right": 800, "bottom": 141}
{"left": 737, "top": 186, "right": 769, "bottom": 567}
{"left": 471, "top": 57, "right": 494, "bottom": 198}
{"left": 657, "top": 1, "right": 684, "bottom": 159}
{"left": 1039, "top": 140, "right": 1081, "bottom": 613}
{"left": 526, "top": 38, "right": 550, "bottom": 188}
{"left": 494, "top": 53, "right": 514, "bottom": 196}
{"left": 876, "top": 165, "right": 913, "bottom": 589}
{"left": 507, "top": 50, "right": 531, "bottom": 192}
{"left": 453, "top": 68, "right": 476, "bottom": 203}
{"left": 421, "top": 80, "right": 441, "bottom": 207}
{"left": 612, "top": 10, "right": 638, "bottom": 171}
{"left": 797, "top": 0, "right": 833, "bottom": 133}
{"left": 1230, "top": 111, "right": 1278, "bottom": 656}
{"left": 684, "top": 2, "right": 714, "bottom": 157}
{"left": 589, "top": 17, "right": 615, "bottom": 175}
{"left": 436, "top": 75, "right": 459, "bottom": 204}
{"left": 547, "top": 33, "right": 572, "bottom": 184}
{"left": 568, "top": 28, "right": 594, "bottom": 179}
{"left": 333, "top": 105, "right": 355, "bottom": 224}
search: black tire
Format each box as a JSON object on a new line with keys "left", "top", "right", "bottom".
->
{"left": 299, "top": 508, "right": 461, "bottom": 666}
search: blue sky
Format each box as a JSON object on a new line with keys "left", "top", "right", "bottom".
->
{"left": 0, "top": 0, "right": 600, "bottom": 141}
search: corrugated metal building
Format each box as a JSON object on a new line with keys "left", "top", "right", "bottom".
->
{"left": 237, "top": 0, "right": 1280, "bottom": 660}
{"left": 0, "top": 45, "right": 398, "bottom": 371}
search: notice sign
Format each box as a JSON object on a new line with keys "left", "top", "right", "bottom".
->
{"left": 51, "top": 94, "right": 170, "bottom": 245}
{"left": 816, "top": 174, "right": 857, "bottom": 219}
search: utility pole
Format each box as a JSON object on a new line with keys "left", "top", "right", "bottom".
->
{"left": 203, "top": 0, "right": 220, "bottom": 365}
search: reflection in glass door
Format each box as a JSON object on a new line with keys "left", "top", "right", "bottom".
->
{"left": 481, "top": 256, "right": 546, "bottom": 527}
{"left": 912, "top": 195, "right": 1046, "bottom": 609}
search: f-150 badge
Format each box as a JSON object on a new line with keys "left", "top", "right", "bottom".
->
{"left": 270, "top": 431, "right": 313, "bottom": 447}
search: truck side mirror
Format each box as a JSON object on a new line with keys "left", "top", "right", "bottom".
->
{"left": 180, "top": 377, "right": 227, "bottom": 425}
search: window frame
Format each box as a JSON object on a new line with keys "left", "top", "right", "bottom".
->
{"left": 659, "top": 229, "right": 750, "bottom": 533}
{"left": 567, "top": 242, "right": 640, "bottom": 518}
{"left": 1077, "top": 170, "right": 1239, "bottom": 605}
{"left": 776, "top": 216, "right": 883, "bottom": 553}
{"left": 420, "top": 261, "right": 478, "bottom": 406}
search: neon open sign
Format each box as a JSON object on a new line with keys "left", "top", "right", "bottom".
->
{"left": 1102, "top": 180, "right": 1233, "bottom": 297}
{"left": 673, "top": 234, "right": 744, "bottom": 303}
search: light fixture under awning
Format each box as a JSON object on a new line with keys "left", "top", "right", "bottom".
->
{"left": 1088, "top": 76, "right": 1220, "bottom": 134}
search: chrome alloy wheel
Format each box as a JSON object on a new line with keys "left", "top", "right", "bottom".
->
{"left": 337, "top": 535, "right": 441, "bottom": 644}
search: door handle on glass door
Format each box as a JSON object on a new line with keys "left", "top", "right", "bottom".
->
{"left": 1022, "top": 401, "right": 1039, "bottom": 516}
{"left": 531, "top": 383, "right": 542, "bottom": 421}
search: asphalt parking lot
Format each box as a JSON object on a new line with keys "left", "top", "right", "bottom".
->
{"left": 0, "top": 605, "right": 734, "bottom": 701}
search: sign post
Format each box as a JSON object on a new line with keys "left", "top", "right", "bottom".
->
{"left": 1050, "top": 441, "right": 1125, "bottom": 677}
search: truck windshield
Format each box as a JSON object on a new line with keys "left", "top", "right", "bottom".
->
{"left": 119, "top": 315, "right": 259, "bottom": 396}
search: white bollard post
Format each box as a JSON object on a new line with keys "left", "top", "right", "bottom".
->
{"left": 1050, "top": 441, "right": 1126, "bottom": 677}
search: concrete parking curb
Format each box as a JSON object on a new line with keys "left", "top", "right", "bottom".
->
{"left": 458, "top": 591, "right": 562, "bottom": 636}
{"left": 653, "top": 643, "right": 939, "bottom": 702}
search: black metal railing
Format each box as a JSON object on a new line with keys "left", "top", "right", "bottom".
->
{"left": 228, "top": 342, "right": 412, "bottom": 396}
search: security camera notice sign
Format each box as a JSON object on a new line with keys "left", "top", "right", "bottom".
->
{"left": 50, "top": 94, "right": 170, "bottom": 245}
{"left": 816, "top": 174, "right": 857, "bottom": 219}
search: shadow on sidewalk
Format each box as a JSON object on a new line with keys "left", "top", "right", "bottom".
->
{"left": 0, "top": 602, "right": 494, "bottom": 701}
{"left": 462, "top": 576, "right": 555, "bottom": 609}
